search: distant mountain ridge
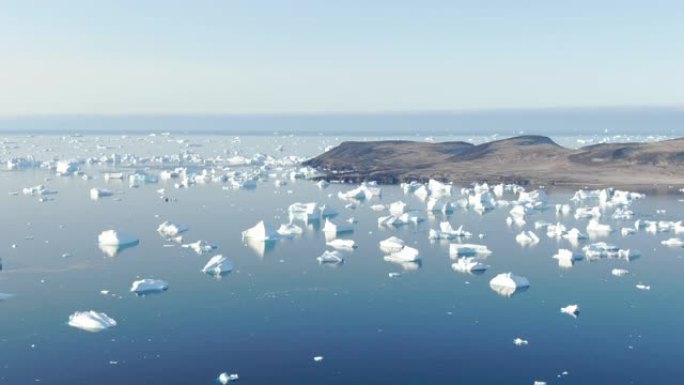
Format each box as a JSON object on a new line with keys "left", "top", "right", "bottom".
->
{"left": 303, "top": 135, "right": 684, "bottom": 189}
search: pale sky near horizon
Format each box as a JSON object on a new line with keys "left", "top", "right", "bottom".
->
{"left": 1, "top": 0, "right": 683, "bottom": 115}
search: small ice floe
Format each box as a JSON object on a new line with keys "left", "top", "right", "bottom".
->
{"left": 370, "top": 204, "right": 386, "bottom": 212}
{"left": 313, "top": 355, "right": 324, "bottom": 362}
{"left": 90, "top": 188, "right": 112, "bottom": 200}
{"left": 449, "top": 243, "right": 492, "bottom": 258}
{"left": 326, "top": 239, "right": 357, "bottom": 250}
{"left": 621, "top": 227, "right": 636, "bottom": 236}
{"left": 322, "top": 218, "right": 353, "bottom": 234}
{"left": 611, "top": 268, "right": 630, "bottom": 277}
{"left": 317, "top": 250, "right": 344, "bottom": 264}
{"left": 288, "top": 202, "right": 320, "bottom": 222}
{"left": 130, "top": 279, "right": 168, "bottom": 294}
{"left": 534, "top": 381, "right": 547, "bottom": 385}
{"left": 202, "top": 255, "right": 233, "bottom": 276}
{"left": 587, "top": 219, "right": 613, "bottom": 235}
{"left": 98, "top": 230, "right": 139, "bottom": 247}
{"left": 489, "top": 273, "right": 530, "bottom": 297}
{"left": 636, "top": 283, "right": 651, "bottom": 291}
{"left": 429, "top": 222, "right": 471, "bottom": 240}
{"left": 582, "top": 242, "right": 640, "bottom": 261}
{"left": 515, "top": 231, "right": 540, "bottom": 246}
{"left": 157, "top": 221, "right": 188, "bottom": 238}
{"left": 379, "top": 236, "right": 405, "bottom": 253}
{"left": 182, "top": 240, "right": 217, "bottom": 255}
{"left": 661, "top": 237, "right": 684, "bottom": 247}
{"left": 561, "top": 228, "right": 587, "bottom": 242}
{"left": 277, "top": 223, "right": 303, "bottom": 237}
{"left": 217, "top": 372, "right": 239, "bottom": 384}
{"left": 553, "top": 249, "right": 582, "bottom": 268}
{"left": 384, "top": 246, "right": 420, "bottom": 263}
{"left": 389, "top": 201, "right": 409, "bottom": 216}
{"left": 388, "top": 272, "right": 402, "bottom": 278}
{"left": 513, "top": 337, "right": 529, "bottom": 346}
{"left": 68, "top": 310, "right": 117, "bottom": 332}
{"left": 451, "top": 257, "right": 489, "bottom": 274}
{"left": 560, "top": 304, "right": 580, "bottom": 319}
{"left": 242, "top": 221, "right": 280, "bottom": 241}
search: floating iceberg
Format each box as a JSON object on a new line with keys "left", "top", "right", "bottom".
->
{"left": 68, "top": 310, "right": 117, "bottom": 332}
{"left": 384, "top": 246, "right": 420, "bottom": 263}
{"left": 317, "top": 250, "right": 344, "bottom": 264}
{"left": 611, "top": 268, "right": 630, "bottom": 277}
{"left": 241, "top": 221, "right": 280, "bottom": 241}
{"left": 661, "top": 237, "right": 684, "bottom": 247}
{"left": 182, "top": 240, "right": 217, "bottom": 255}
{"left": 489, "top": 273, "right": 530, "bottom": 297}
{"left": 322, "top": 219, "right": 353, "bottom": 234}
{"left": 449, "top": 243, "right": 492, "bottom": 258}
{"left": 218, "top": 372, "right": 239, "bottom": 384}
{"left": 515, "top": 231, "right": 540, "bottom": 246}
{"left": 130, "top": 278, "right": 168, "bottom": 294}
{"left": 587, "top": 219, "right": 613, "bottom": 234}
{"left": 202, "top": 255, "right": 233, "bottom": 276}
{"left": 582, "top": 242, "right": 640, "bottom": 261}
{"left": 288, "top": 202, "right": 320, "bottom": 222}
{"left": 426, "top": 197, "right": 454, "bottom": 214}
{"left": 451, "top": 257, "right": 489, "bottom": 274}
{"left": 560, "top": 304, "right": 580, "bottom": 319}
{"left": 277, "top": 223, "right": 303, "bottom": 237}
{"left": 157, "top": 221, "right": 188, "bottom": 237}
{"left": 513, "top": 337, "right": 529, "bottom": 346}
{"left": 636, "top": 283, "right": 651, "bottom": 291}
{"left": 379, "top": 236, "right": 405, "bottom": 253}
{"left": 90, "top": 188, "right": 112, "bottom": 200}
{"left": 326, "top": 239, "right": 357, "bottom": 250}
{"left": 429, "top": 222, "right": 471, "bottom": 240}
{"left": 552, "top": 249, "right": 582, "bottom": 268}
{"left": 389, "top": 201, "right": 409, "bottom": 216}
{"left": 97, "top": 230, "right": 139, "bottom": 247}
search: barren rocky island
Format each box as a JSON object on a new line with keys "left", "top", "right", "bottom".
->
{"left": 304, "top": 135, "right": 684, "bottom": 189}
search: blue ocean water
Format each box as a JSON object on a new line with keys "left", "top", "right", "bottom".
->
{"left": 0, "top": 134, "right": 682, "bottom": 384}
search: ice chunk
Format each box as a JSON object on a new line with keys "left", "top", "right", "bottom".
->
{"left": 429, "top": 222, "right": 472, "bottom": 240}
{"left": 560, "top": 304, "right": 580, "bottom": 319}
{"left": 90, "top": 188, "right": 113, "bottom": 200}
{"left": 317, "top": 250, "right": 344, "bottom": 264}
{"left": 513, "top": 337, "right": 529, "bottom": 346}
{"left": 661, "top": 237, "right": 684, "bottom": 247}
{"left": 449, "top": 243, "right": 492, "bottom": 258}
{"left": 515, "top": 231, "right": 540, "bottom": 246}
{"left": 97, "top": 230, "right": 139, "bottom": 247}
{"left": 587, "top": 219, "right": 613, "bottom": 234}
{"left": 241, "top": 221, "right": 280, "bottom": 241}
{"left": 379, "top": 236, "right": 405, "bottom": 253}
{"left": 313, "top": 356, "right": 324, "bottom": 362}
{"left": 389, "top": 201, "right": 408, "bottom": 216}
{"left": 611, "top": 268, "right": 630, "bottom": 277}
{"left": 326, "top": 239, "right": 357, "bottom": 250}
{"left": 451, "top": 257, "right": 489, "bottom": 274}
{"left": 217, "top": 372, "right": 239, "bottom": 384}
{"left": 288, "top": 202, "right": 320, "bottom": 222}
{"left": 157, "top": 221, "right": 188, "bottom": 238}
{"left": 384, "top": 246, "right": 420, "bottom": 263}
{"left": 130, "top": 278, "right": 168, "bottom": 294}
{"left": 68, "top": 310, "right": 117, "bottom": 332}
{"left": 621, "top": 227, "right": 636, "bottom": 236}
{"left": 202, "top": 255, "right": 233, "bottom": 276}
{"left": 277, "top": 223, "right": 303, "bottom": 237}
{"left": 370, "top": 204, "right": 386, "bottom": 212}
{"left": 322, "top": 219, "right": 353, "bottom": 234}
{"left": 182, "top": 240, "right": 217, "bottom": 255}
{"left": 553, "top": 249, "right": 581, "bottom": 268}
{"left": 636, "top": 283, "right": 651, "bottom": 291}
{"left": 489, "top": 273, "right": 530, "bottom": 297}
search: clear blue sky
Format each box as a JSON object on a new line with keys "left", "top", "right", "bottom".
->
{"left": 1, "top": 0, "right": 682, "bottom": 115}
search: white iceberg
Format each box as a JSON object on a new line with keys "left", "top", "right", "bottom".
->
{"left": 97, "top": 230, "right": 139, "bottom": 247}
{"left": 277, "top": 223, "right": 303, "bottom": 237}
{"left": 661, "top": 237, "right": 684, "bottom": 247}
{"left": 636, "top": 283, "right": 651, "bottom": 291}
{"left": 513, "top": 337, "right": 529, "bottom": 346}
{"left": 68, "top": 310, "right": 117, "bottom": 332}
{"left": 449, "top": 243, "right": 492, "bottom": 258}
{"left": 489, "top": 273, "right": 530, "bottom": 297}
{"left": 217, "top": 372, "right": 239, "bottom": 384}
{"left": 379, "top": 236, "right": 405, "bottom": 253}
{"left": 157, "top": 221, "right": 188, "bottom": 237}
{"left": 202, "top": 255, "right": 233, "bottom": 276}
{"left": 241, "top": 221, "right": 280, "bottom": 241}
{"left": 182, "top": 240, "right": 217, "bottom": 255}
{"left": 90, "top": 188, "right": 112, "bottom": 200}
{"left": 611, "top": 268, "right": 630, "bottom": 277}
{"left": 515, "top": 231, "right": 540, "bottom": 246}
{"left": 322, "top": 219, "right": 353, "bottom": 234}
{"left": 326, "top": 239, "right": 357, "bottom": 250}
{"left": 451, "top": 257, "right": 489, "bottom": 273}
{"left": 560, "top": 304, "right": 580, "bottom": 319}
{"left": 384, "top": 246, "right": 420, "bottom": 263}
{"left": 317, "top": 250, "right": 344, "bottom": 264}
{"left": 389, "top": 201, "right": 409, "bottom": 216}
{"left": 130, "top": 278, "right": 168, "bottom": 294}
{"left": 288, "top": 202, "right": 320, "bottom": 222}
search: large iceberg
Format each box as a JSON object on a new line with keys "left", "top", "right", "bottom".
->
{"left": 98, "top": 230, "right": 139, "bottom": 247}
{"left": 68, "top": 310, "right": 117, "bottom": 332}
{"left": 489, "top": 273, "right": 530, "bottom": 297}
{"left": 130, "top": 278, "right": 169, "bottom": 294}
{"left": 241, "top": 221, "right": 280, "bottom": 241}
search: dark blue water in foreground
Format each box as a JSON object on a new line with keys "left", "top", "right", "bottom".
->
{"left": 0, "top": 136, "right": 683, "bottom": 384}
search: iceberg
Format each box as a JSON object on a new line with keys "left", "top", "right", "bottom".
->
{"left": 130, "top": 278, "right": 168, "bottom": 294}
{"left": 326, "top": 239, "right": 357, "bottom": 250}
{"left": 68, "top": 310, "right": 117, "bottom": 332}
{"left": 560, "top": 304, "right": 580, "bottom": 319}
{"left": 429, "top": 222, "right": 472, "bottom": 240}
{"left": 389, "top": 201, "right": 408, "bottom": 216}
{"left": 182, "top": 240, "right": 217, "bottom": 255}
{"left": 449, "top": 243, "right": 492, "bottom": 258}
{"left": 513, "top": 337, "right": 529, "bottom": 346}
{"left": 157, "top": 221, "right": 188, "bottom": 238}
{"left": 322, "top": 218, "right": 353, "bottom": 234}
{"left": 288, "top": 202, "right": 320, "bottom": 222}
{"left": 202, "top": 255, "right": 233, "bottom": 276}
{"left": 218, "top": 372, "right": 239, "bottom": 384}
{"left": 379, "top": 236, "right": 405, "bottom": 253}
{"left": 582, "top": 242, "right": 640, "bottom": 261}
{"left": 277, "top": 223, "right": 303, "bottom": 237}
{"left": 489, "top": 273, "right": 530, "bottom": 297}
{"left": 426, "top": 197, "right": 454, "bottom": 214}
{"left": 451, "top": 257, "right": 489, "bottom": 274}
{"left": 611, "top": 268, "right": 629, "bottom": 277}
{"left": 636, "top": 283, "right": 651, "bottom": 291}
{"left": 317, "top": 250, "right": 344, "bottom": 264}
{"left": 587, "top": 219, "right": 613, "bottom": 234}
{"left": 553, "top": 249, "right": 581, "bottom": 268}
{"left": 661, "top": 237, "right": 684, "bottom": 247}
{"left": 384, "top": 246, "right": 420, "bottom": 263}
{"left": 90, "top": 188, "right": 112, "bottom": 200}
{"left": 515, "top": 231, "right": 540, "bottom": 246}
{"left": 97, "top": 230, "right": 139, "bottom": 247}
{"left": 241, "top": 221, "right": 279, "bottom": 241}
